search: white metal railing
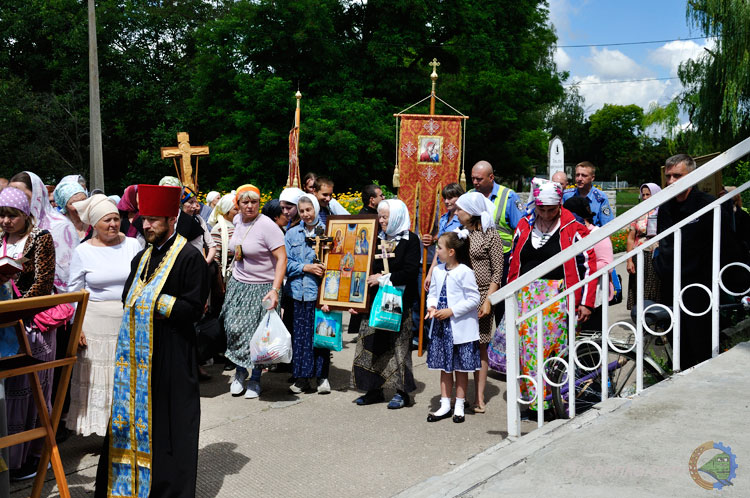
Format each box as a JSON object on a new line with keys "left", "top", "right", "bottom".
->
{"left": 490, "top": 136, "right": 750, "bottom": 437}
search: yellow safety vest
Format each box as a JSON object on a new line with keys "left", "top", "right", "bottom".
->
{"left": 492, "top": 185, "right": 513, "bottom": 254}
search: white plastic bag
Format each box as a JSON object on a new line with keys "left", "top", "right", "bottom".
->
{"left": 249, "top": 309, "right": 292, "bottom": 365}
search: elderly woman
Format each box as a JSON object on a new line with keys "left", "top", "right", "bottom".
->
{"left": 54, "top": 180, "right": 89, "bottom": 240}
{"left": 453, "top": 191, "right": 503, "bottom": 413}
{"left": 221, "top": 185, "right": 286, "bottom": 399}
{"left": 625, "top": 183, "right": 662, "bottom": 310}
{"left": 117, "top": 185, "right": 143, "bottom": 244}
{"left": 489, "top": 178, "right": 597, "bottom": 410}
{"left": 0, "top": 186, "right": 57, "bottom": 480}
{"left": 65, "top": 195, "right": 142, "bottom": 437}
{"left": 209, "top": 193, "right": 239, "bottom": 285}
{"left": 351, "top": 199, "right": 420, "bottom": 409}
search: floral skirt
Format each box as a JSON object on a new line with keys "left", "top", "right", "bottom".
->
{"left": 488, "top": 279, "right": 568, "bottom": 410}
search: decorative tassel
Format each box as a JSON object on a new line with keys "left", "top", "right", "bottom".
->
{"left": 459, "top": 168, "right": 467, "bottom": 190}
{"left": 392, "top": 164, "right": 400, "bottom": 188}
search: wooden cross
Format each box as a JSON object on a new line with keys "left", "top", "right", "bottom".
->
{"left": 305, "top": 226, "right": 333, "bottom": 263}
{"left": 115, "top": 355, "right": 128, "bottom": 375}
{"left": 375, "top": 242, "right": 396, "bottom": 274}
{"left": 160, "top": 132, "right": 209, "bottom": 192}
{"left": 112, "top": 414, "right": 127, "bottom": 431}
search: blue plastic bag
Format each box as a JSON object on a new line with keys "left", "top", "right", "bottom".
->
{"left": 313, "top": 309, "right": 343, "bottom": 351}
{"left": 368, "top": 274, "right": 404, "bottom": 332}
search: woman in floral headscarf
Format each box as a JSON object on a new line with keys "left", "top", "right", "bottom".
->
{"left": 488, "top": 178, "right": 598, "bottom": 411}
{"left": 625, "top": 183, "right": 662, "bottom": 310}
{"left": 54, "top": 179, "right": 89, "bottom": 240}
{"left": 350, "top": 199, "right": 420, "bottom": 409}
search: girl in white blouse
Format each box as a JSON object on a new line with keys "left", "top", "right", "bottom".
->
{"left": 425, "top": 230, "right": 481, "bottom": 423}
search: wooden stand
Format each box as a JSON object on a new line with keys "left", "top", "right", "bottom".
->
{"left": 0, "top": 291, "right": 89, "bottom": 498}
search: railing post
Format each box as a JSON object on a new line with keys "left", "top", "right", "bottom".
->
{"left": 536, "top": 311, "right": 544, "bottom": 428}
{"left": 567, "top": 293, "right": 576, "bottom": 419}
{"left": 505, "top": 295, "right": 520, "bottom": 438}
{"left": 601, "top": 270, "right": 609, "bottom": 402}
{"left": 712, "top": 206, "right": 721, "bottom": 358}
{"left": 636, "top": 251, "right": 644, "bottom": 392}
{"left": 673, "top": 229, "right": 682, "bottom": 371}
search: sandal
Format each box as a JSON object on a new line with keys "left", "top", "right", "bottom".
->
{"left": 472, "top": 403, "right": 486, "bottom": 414}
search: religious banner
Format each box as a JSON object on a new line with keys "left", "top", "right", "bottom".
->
{"left": 395, "top": 114, "right": 466, "bottom": 232}
{"left": 288, "top": 125, "right": 301, "bottom": 188}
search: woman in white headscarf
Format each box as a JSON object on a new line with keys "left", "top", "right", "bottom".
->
{"left": 488, "top": 178, "right": 597, "bottom": 412}
{"left": 279, "top": 187, "right": 304, "bottom": 230}
{"left": 350, "top": 199, "right": 420, "bottom": 409}
{"left": 66, "top": 195, "right": 142, "bottom": 437}
{"left": 453, "top": 191, "right": 504, "bottom": 413}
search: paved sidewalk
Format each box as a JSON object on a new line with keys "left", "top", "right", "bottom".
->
{"left": 398, "top": 341, "right": 750, "bottom": 498}
{"left": 9, "top": 323, "right": 532, "bottom": 497}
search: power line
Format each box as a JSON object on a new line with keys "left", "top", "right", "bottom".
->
{"left": 564, "top": 76, "right": 680, "bottom": 86}
{"left": 557, "top": 36, "right": 708, "bottom": 48}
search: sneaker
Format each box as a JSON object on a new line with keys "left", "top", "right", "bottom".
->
{"left": 10, "top": 458, "right": 49, "bottom": 482}
{"left": 317, "top": 378, "right": 331, "bottom": 394}
{"left": 387, "top": 392, "right": 410, "bottom": 409}
{"left": 244, "top": 379, "right": 261, "bottom": 399}
{"left": 355, "top": 389, "right": 385, "bottom": 406}
{"left": 230, "top": 370, "right": 248, "bottom": 396}
{"left": 289, "top": 378, "right": 309, "bottom": 394}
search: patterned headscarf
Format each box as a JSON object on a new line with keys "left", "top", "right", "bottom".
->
{"left": 525, "top": 177, "right": 563, "bottom": 225}
{"left": 0, "top": 187, "right": 30, "bottom": 215}
{"left": 25, "top": 171, "right": 79, "bottom": 293}
{"left": 54, "top": 181, "right": 86, "bottom": 214}
{"left": 455, "top": 192, "right": 496, "bottom": 232}
{"left": 377, "top": 199, "right": 411, "bottom": 240}
{"left": 181, "top": 186, "right": 197, "bottom": 204}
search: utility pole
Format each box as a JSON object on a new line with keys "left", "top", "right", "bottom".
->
{"left": 88, "top": 0, "right": 104, "bottom": 190}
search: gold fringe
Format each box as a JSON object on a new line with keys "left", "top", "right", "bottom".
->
{"left": 459, "top": 168, "right": 467, "bottom": 190}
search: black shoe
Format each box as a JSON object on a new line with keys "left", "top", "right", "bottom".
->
{"left": 223, "top": 360, "right": 235, "bottom": 371}
{"left": 427, "top": 410, "right": 453, "bottom": 422}
{"left": 10, "top": 457, "right": 47, "bottom": 481}
{"left": 355, "top": 389, "right": 385, "bottom": 406}
{"left": 452, "top": 415, "right": 465, "bottom": 423}
{"left": 198, "top": 366, "right": 212, "bottom": 382}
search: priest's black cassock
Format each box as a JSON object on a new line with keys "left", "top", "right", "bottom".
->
{"left": 95, "top": 232, "right": 208, "bottom": 497}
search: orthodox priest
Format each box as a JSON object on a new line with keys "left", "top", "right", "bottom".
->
{"left": 95, "top": 184, "right": 209, "bottom": 497}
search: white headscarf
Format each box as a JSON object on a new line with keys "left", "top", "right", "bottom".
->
{"left": 25, "top": 171, "right": 79, "bottom": 293}
{"left": 279, "top": 187, "right": 304, "bottom": 206}
{"left": 206, "top": 191, "right": 221, "bottom": 205}
{"left": 208, "top": 193, "right": 237, "bottom": 279}
{"left": 72, "top": 194, "right": 118, "bottom": 227}
{"left": 378, "top": 199, "right": 410, "bottom": 240}
{"left": 456, "top": 192, "right": 495, "bottom": 232}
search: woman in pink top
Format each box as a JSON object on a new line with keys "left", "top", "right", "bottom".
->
{"left": 625, "top": 183, "right": 662, "bottom": 310}
{"left": 220, "top": 184, "right": 287, "bottom": 400}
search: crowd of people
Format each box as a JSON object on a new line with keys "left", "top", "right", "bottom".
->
{"left": 0, "top": 152, "right": 746, "bottom": 495}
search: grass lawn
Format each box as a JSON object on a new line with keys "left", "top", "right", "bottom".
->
{"left": 616, "top": 189, "right": 640, "bottom": 215}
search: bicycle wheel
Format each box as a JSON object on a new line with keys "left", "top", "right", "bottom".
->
{"left": 551, "top": 347, "right": 665, "bottom": 419}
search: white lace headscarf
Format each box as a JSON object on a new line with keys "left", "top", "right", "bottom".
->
{"left": 208, "top": 193, "right": 236, "bottom": 278}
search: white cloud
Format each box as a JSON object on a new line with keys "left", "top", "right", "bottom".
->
{"left": 555, "top": 47, "right": 572, "bottom": 71}
{"left": 569, "top": 74, "right": 677, "bottom": 115}
{"left": 587, "top": 47, "right": 648, "bottom": 79}
{"left": 648, "top": 38, "right": 715, "bottom": 76}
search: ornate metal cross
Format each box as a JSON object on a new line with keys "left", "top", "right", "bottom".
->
{"left": 161, "top": 132, "right": 209, "bottom": 192}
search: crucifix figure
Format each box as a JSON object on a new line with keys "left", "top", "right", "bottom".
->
{"left": 375, "top": 241, "right": 396, "bottom": 274}
{"left": 305, "top": 226, "right": 333, "bottom": 263}
{"left": 160, "top": 132, "right": 209, "bottom": 192}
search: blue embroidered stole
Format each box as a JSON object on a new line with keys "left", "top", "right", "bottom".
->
{"left": 107, "top": 234, "right": 187, "bottom": 497}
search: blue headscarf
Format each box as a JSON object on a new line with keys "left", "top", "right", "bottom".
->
{"left": 54, "top": 181, "right": 86, "bottom": 214}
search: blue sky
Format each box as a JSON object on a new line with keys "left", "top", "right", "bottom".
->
{"left": 548, "top": 0, "right": 712, "bottom": 120}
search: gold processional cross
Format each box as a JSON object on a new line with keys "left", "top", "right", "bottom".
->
{"left": 161, "top": 132, "right": 209, "bottom": 192}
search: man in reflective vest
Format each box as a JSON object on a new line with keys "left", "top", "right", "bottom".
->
{"left": 562, "top": 161, "right": 614, "bottom": 227}
{"left": 468, "top": 160, "right": 524, "bottom": 255}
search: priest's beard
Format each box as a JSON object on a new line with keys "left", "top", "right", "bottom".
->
{"left": 144, "top": 218, "right": 171, "bottom": 246}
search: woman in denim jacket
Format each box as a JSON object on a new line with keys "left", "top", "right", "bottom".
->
{"left": 285, "top": 194, "right": 331, "bottom": 394}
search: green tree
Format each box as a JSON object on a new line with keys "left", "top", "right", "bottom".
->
{"left": 678, "top": 0, "right": 750, "bottom": 147}
{"left": 546, "top": 86, "right": 591, "bottom": 165}
{"left": 588, "top": 104, "right": 644, "bottom": 179}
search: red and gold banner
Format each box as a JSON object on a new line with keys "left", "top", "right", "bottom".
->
{"left": 287, "top": 125, "right": 301, "bottom": 188}
{"left": 396, "top": 114, "right": 465, "bottom": 232}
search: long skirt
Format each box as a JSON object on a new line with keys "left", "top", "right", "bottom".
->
{"left": 488, "top": 279, "right": 568, "bottom": 410}
{"left": 627, "top": 249, "right": 662, "bottom": 310}
{"left": 66, "top": 300, "right": 122, "bottom": 437}
{"left": 292, "top": 300, "right": 330, "bottom": 379}
{"left": 221, "top": 277, "right": 277, "bottom": 369}
{"left": 6, "top": 327, "right": 56, "bottom": 469}
{"left": 351, "top": 307, "right": 416, "bottom": 393}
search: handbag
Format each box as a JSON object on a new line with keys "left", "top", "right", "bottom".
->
{"left": 368, "top": 274, "right": 405, "bottom": 332}
{"left": 10, "top": 280, "right": 75, "bottom": 332}
{"left": 313, "top": 309, "right": 343, "bottom": 351}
